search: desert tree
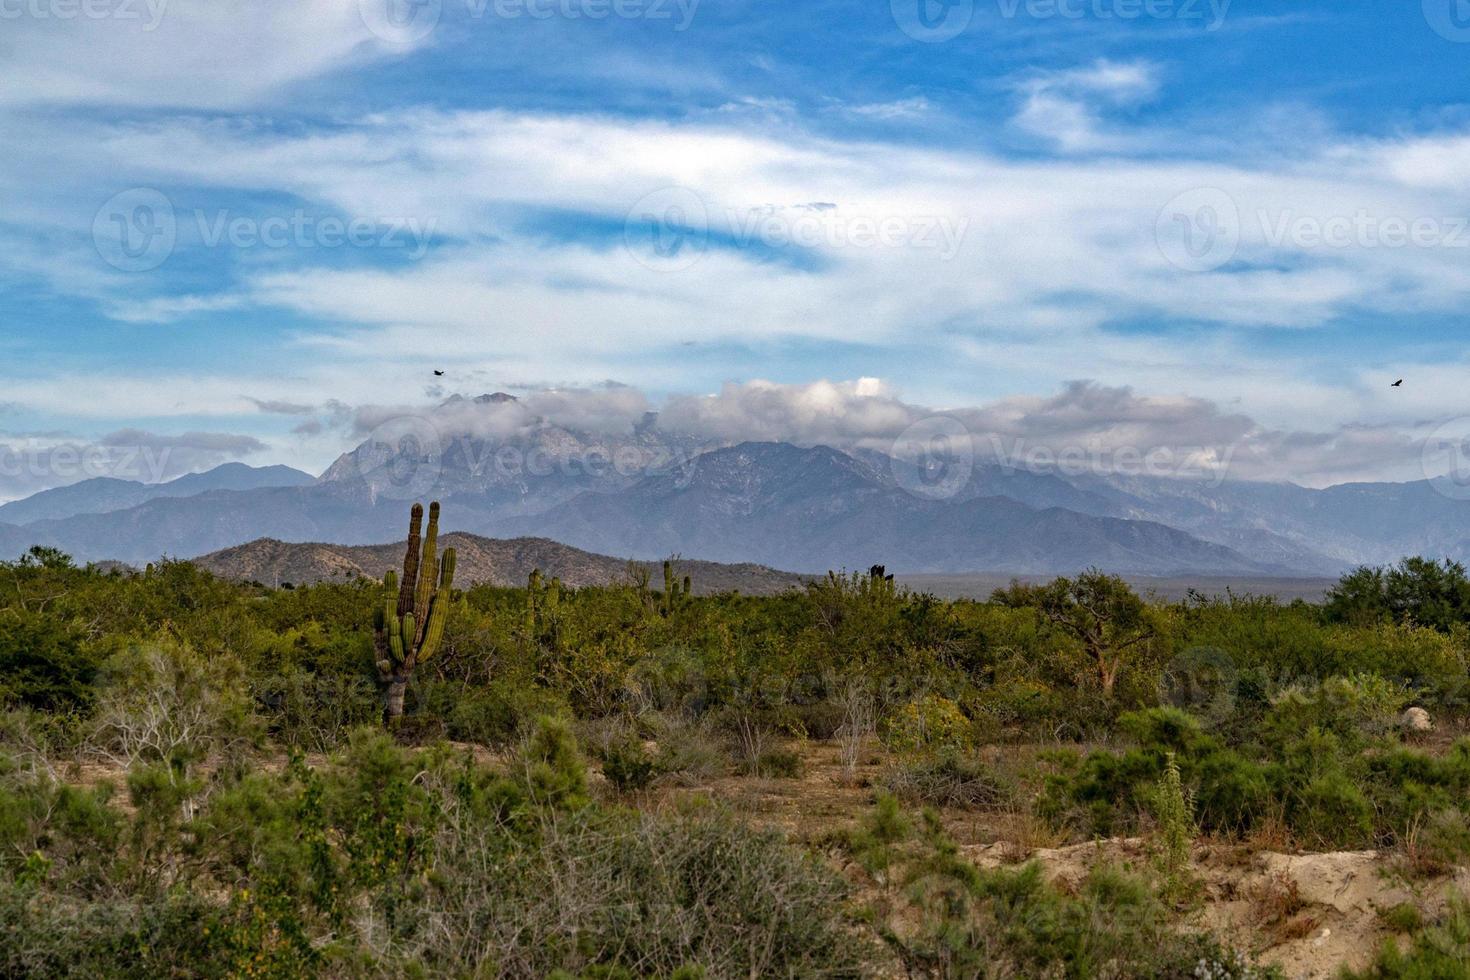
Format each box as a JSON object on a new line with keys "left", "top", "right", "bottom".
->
{"left": 1004, "top": 569, "right": 1155, "bottom": 698}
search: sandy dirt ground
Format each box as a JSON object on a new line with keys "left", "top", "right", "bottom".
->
{"left": 650, "top": 739, "right": 1470, "bottom": 979}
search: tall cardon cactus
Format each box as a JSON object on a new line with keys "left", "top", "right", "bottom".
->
{"left": 374, "top": 501, "right": 457, "bottom": 725}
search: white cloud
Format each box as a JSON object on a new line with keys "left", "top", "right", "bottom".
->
{"left": 59, "top": 101, "right": 1470, "bottom": 356}
{"left": 324, "top": 378, "right": 1453, "bottom": 489}
{"left": 842, "top": 97, "right": 932, "bottom": 121}
{"left": 0, "top": 0, "right": 415, "bottom": 110}
{"left": 1011, "top": 59, "right": 1161, "bottom": 153}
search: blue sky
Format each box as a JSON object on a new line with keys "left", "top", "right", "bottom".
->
{"left": 2, "top": 0, "right": 1470, "bottom": 497}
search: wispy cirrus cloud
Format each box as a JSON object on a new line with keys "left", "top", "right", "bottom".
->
{"left": 1010, "top": 59, "right": 1162, "bottom": 152}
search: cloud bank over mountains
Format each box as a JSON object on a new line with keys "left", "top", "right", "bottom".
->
{"left": 1, "top": 373, "right": 1454, "bottom": 504}
{"left": 295, "top": 379, "right": 1446, "bottom": 490}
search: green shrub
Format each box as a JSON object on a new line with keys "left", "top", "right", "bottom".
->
{"left": 520, "top": 716, "right": 590, "bottom": 809}
{"left": 0, "top": 611, "right": 101, "bottom": 712}
{"left": 441, "top": 679, "right": 570, "bottom": 747}
{"left": 647, "top": 715, "right": 726, "bottom": 784}
{"left": 882, "top": 694, "right": 974, "bottom": 755}
{"left": 0, "top": 760, "right": 120, "bottom": 887}
{"left": 90, "top": 640, "right": 257, "bottom": 773}
{"left": 893, "top": 853, "right": 1273, "bottom": 978}
{"left": 0, "top": 883, "right": 234, "bottom": 978}
{"left": 1346, "top": 900, "right": 1470, "bottom": 978}
{"left": 1150, "top": 752, "right": 1196, "bottom": 899}
{"left": 1378, "top": 903, "right": 1425, "bottom": 934}
{"left": 1262, "top": 674, "right": 1410, "bottom": 749}
{"left": 751, "top": 746, "right": 803, "bottom": 779}
{"left": 257, "top": 667, "right": 380, "bottom": 751}
{"left": 599, "top": 736, "right": 658, "bottom": 792}
{"left": 1287, "top": 772, "right": 1373, "bottom": 848}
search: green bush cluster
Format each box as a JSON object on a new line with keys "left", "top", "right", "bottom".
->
{"left": 4, "top": 552, "right": 1468, "bottom": 759}
{"left": 0, "top": 720, "right": 864, "bottom": 978}
{"left": 1042, "top": 697, "right": 1470, "bottom": 852}
{"left": 3, "top": 549, "right": 1469, "bottom": 975}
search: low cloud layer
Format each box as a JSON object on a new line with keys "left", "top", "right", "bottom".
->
{"left": 318, "top": 379, "right": 1446, "bottom": 489}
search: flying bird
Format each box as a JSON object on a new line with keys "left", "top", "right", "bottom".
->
{"left": 1391, "top": 379, "right": 1403, "bottom": 387}
{"left": 434, "top": 370, "right": 445, "bottom": 377}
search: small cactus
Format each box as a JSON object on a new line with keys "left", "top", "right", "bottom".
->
{"left": 525, "top": 568, "right": 563, "bottom": 639}
{"left": 660, "top": 559, "right": 692, "bottom": 617}
{"left": 374, "top": 502, "right": 457, "bottom": 726}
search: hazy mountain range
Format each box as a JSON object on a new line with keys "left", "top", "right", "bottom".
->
{"left": 4, "top": 394, "right": 1468, "bottom": 577}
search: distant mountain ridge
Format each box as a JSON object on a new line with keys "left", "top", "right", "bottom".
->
{"left": 192, "top": 533, "right": 807, "bottom": 594}
{"left": 1, "top": 397, "right": 1468, "bottom": 576}
{"left": 500, "top": 442, "right": 1286, "bottom": 576}
{"left": 0, "top": 463, "right": 315, "bottom": 525}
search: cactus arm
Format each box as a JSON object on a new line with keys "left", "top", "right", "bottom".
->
{"left": 400, "top": 613, "right": 416, "bottom": 664}
{"left": 414, "top": 502, "right": 440, "bottom": 628}
{"left": 419, "top": 594, "right": 448, "bottom": 664}
{"left": 416, "top": 548, "right": 457, "bottom": 659}
{"left": 388, "top": 615, "right": 405, "bottom": 664}
{"left": 397, "top": 503, "right": 424, "bottom": 616}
